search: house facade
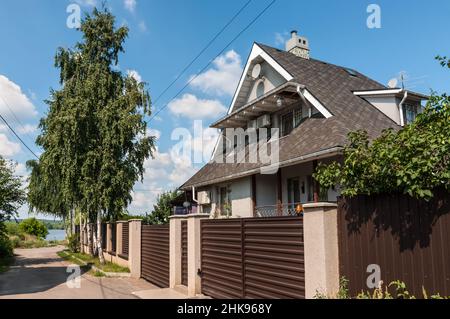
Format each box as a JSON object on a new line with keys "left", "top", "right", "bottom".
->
{"left": 179, "top": 31, "right": 428, "bottom": 219}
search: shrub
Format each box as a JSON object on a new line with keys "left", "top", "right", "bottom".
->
{"left": 0, "top": 234, "right": 13, "bottom": 258}
{"left": 19, "top": 218, "right": 48, "bottom": 239}
{"left": 5, "top": 222, "right": 21, "bottom": 236}
{"left": 67, "top": 234, "right": 80, "bottom": 253}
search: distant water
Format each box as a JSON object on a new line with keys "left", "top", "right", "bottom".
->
{"left": 46, "top": 229, "right": 66, "bottom": 241}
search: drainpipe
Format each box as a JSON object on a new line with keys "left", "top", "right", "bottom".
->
{"left": 192, "top": 186, "right": 199, "bottom": 215}
{"left": 297, "top": 85, "right": 312, "bottom": 117}
{"left": 399, "top": 91, "right": 408, "bottom": 126}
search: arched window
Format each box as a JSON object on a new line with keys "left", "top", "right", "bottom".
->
{"left": 256, "top": 81, "right": 265, "bottom": 98}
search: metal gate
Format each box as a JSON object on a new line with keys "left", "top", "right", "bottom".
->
{"left": 201, "top": 217, "right": 305, "bottom": 299}
{"left": 141, "top": 224, "right": 170, "bottom": 288}
{"left": 181, "top": 221, "right": 188, "bottom": 286}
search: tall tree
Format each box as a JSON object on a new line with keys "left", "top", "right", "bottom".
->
{"left": 31, "top": 8, "right": 155, "bottom": 262}
{"left": 0, "top": 156, "right": 26, "bottom": 223}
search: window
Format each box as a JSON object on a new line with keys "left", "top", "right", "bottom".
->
{"left": 294, "top": 108, "right": 302, "bottom": 127}
{"left": 281, "top": 108, "right": 303, "bottom": 137}
{"left": 256, "top": 81, "right": 265, "bottom": 98}
{"left": 219, "top": 187, "right": 230, "bottom": 216}
{"left": 281, "top": 112, "right": 294, "bottom": 137}
{"left": 404, "top": 103, "right": 419, "bottom": 125}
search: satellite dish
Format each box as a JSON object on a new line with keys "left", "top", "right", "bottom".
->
{"left": 387, "top": 78, "right": 398, "bottom": 89}
{"left": 251, "top": 64, "right": 262, "bottom": 80}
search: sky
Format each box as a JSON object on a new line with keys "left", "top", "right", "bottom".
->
{"left": 0, "top": 0, "right": 449, "bottom": 219}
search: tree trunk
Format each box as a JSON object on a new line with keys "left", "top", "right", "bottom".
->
{"left": 96, "top": 213, "right": 105, "bottom": 265}
{"left": 68, "top": 210, "right": 73, "bottom": 237}
{"left": 71, "top": 209, "right": 75, "bottom": 237}
{"left": 87, "top": 221, "right": 93, "bottom": 255}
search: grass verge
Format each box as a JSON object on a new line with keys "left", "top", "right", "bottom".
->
{"left": 57, "top": 250, "right": 130, "bottom": 274}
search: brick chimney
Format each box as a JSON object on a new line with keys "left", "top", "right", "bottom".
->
{"left": 286, "top": 30, "right": 310, "bottom": 59}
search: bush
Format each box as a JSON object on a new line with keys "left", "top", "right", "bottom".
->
{"left": 5, "top": 222, "right": 21, "bottom": 236}
{"left": 19, "top": 218, "right": 48, "bottom": 239}
{"left": 67, "top": 234, "right": 80, "bottom": 253}
{"left": 0, "top": 234, "right": 13, "bottom": 258}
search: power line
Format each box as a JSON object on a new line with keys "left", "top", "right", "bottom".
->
{"left": 0, "top": 112, "right": 39, "bottom": 159}
{"left": 149, "top": 0, "right": 277, "bottom": 123}
{"left": 0, "top": 94, "right": 40, "bottom": 149}
{"left": 152, "top": 0, "right": 254, "bottom": 107}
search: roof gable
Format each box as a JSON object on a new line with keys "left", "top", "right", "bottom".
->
{"left": 229, "top": 43, "right": 294, "bottom": 114}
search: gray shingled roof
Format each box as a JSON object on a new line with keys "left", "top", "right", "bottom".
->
{"left": 181, "top": 43, "right": 400, "bottom": 189}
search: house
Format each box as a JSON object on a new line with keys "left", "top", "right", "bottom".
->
{"left": 178, "top": 30, "right": 428, "bottom": 218}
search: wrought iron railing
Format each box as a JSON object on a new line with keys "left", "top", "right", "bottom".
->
{"left": 255, "top": 203, "right": 305, "bottom": 218}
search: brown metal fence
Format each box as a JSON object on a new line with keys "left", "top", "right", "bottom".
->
{"left": 141, "top": 224, "right": 170, "bottom": 288}
{"left": 110, "top": 223, "right": 117, "bottom": 255}
{"left": 120, "top": 222, "right": 129, "bottom": 259}
{"left": 200, "top": 217, "right": 305, "bottom": 299}
{"left": 338, "top": 188, "right": 450, "bottom": 297}
{"left": 101, "top": 223, "right": 107, "bottom": 250}
{"left": 181, "top": 221, "right": 188, "bottom": 287}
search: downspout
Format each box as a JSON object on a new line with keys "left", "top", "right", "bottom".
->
{"left": 399, "top": 91, "right": 408, "bottom": 126}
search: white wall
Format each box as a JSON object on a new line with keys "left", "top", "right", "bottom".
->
{"left": 246, "top": 61, "right": 286, "bottom": 103}
{"left": 230, "top": 177, "right": 253, "bottom": 218}
{"left": 365, "top": 96, "right": 401, "bottom": 125}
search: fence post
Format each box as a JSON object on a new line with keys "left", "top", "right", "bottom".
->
{"left": 128, "top": 220, "right": 142, "bottom": 279}
{"left": 303, "top": 203, "right": 340, "bottom": 299}
{"left": 187, "top": 214, "right": 210, "bottom": 297}
{"left": 106, "top": 223, "right": 112, "bottom": 253}
{"left": 116, "top": 222, "right": 123, "bottom": 256}
{"left": 169, "top": 216, "right": 183, "bottom": 288}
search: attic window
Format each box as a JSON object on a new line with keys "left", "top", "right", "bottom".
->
{"left": 344, "top": 68, "right": 358, "bottom": 77}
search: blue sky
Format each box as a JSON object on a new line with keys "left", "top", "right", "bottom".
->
{"left": 0, "top": 0, "right": 449, "bottom": 219}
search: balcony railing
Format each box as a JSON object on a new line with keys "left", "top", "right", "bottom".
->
{"left": 172, "top": 205, "right": 198, "bottom": 216}
{"left": 255, "top": 203, "right": 305, "bottom": 218}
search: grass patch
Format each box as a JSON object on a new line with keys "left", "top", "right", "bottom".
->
{"left": 10, "top": 234, "right": 66, "bottom": 249}
{"left": 0, "top": 256, "right": 14, "bottom": 273}
{"left": 58, "top": 250, "right": 130, "bottom": 274}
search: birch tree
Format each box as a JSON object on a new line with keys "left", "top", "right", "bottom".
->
{"left": 31, "top": 8, "right": 155, "bottom": 263}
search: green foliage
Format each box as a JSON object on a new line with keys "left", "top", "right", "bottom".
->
{"left": 5, "top": 222, "right": 21, "bottom": 236}
{"left": 28, "top": 7, "right": 155, "bottom": 229}
{"left": 0, "top": 225, "right": 13, "bottom": 258}
{"left": 0, "top": 156, "right": 26, "bottom": 224}
{"left": 19, "top": 218, "right": 49, "bottom": 239}
{"left": 315, "top": 278, "right": 449, "bottom": 299}
{"left": 143, "top": 190, "right": 180, "bottom": 225}
{"left": 314, "top": 58, "right": 450, "bottom": 200}
{"left": 67, "top": 234, "right": 80, "bottom": 253}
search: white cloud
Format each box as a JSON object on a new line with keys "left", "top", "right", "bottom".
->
{"left": 275, "top": 32, "right": 289, "bottom": 47}
{"left": 189, "top": 50, "right": 242, "bottom": 97}
{"left": 0, "top": 75, "right": 38, "bottom": 121}
{"left": 0, "top": 134, "right": 21, "bottom": 157}
{"left": 168, "top": 94, "right": 226, "bottom": 119}
{"left": 127, "top": 69, "right": 143, "bottom": 83}
{"left": 138, "top": 21, "right": 147, "bottom": 32}
{"left": 17, "top": 124, "right": 38, "bottom": 135}
{"left": 147, "top": 128, "right": 161, "bottom": 140}
{"left": 124, "top": 0, "right": 137, "bottom": 12}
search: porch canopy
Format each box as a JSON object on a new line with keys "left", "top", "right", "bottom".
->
{"left": 210, "top": 82, "right": 304, "bottom": 129}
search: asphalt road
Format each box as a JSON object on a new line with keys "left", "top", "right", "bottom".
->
{"left": 0, "top": 246, "right": 158, "bottom": 299}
